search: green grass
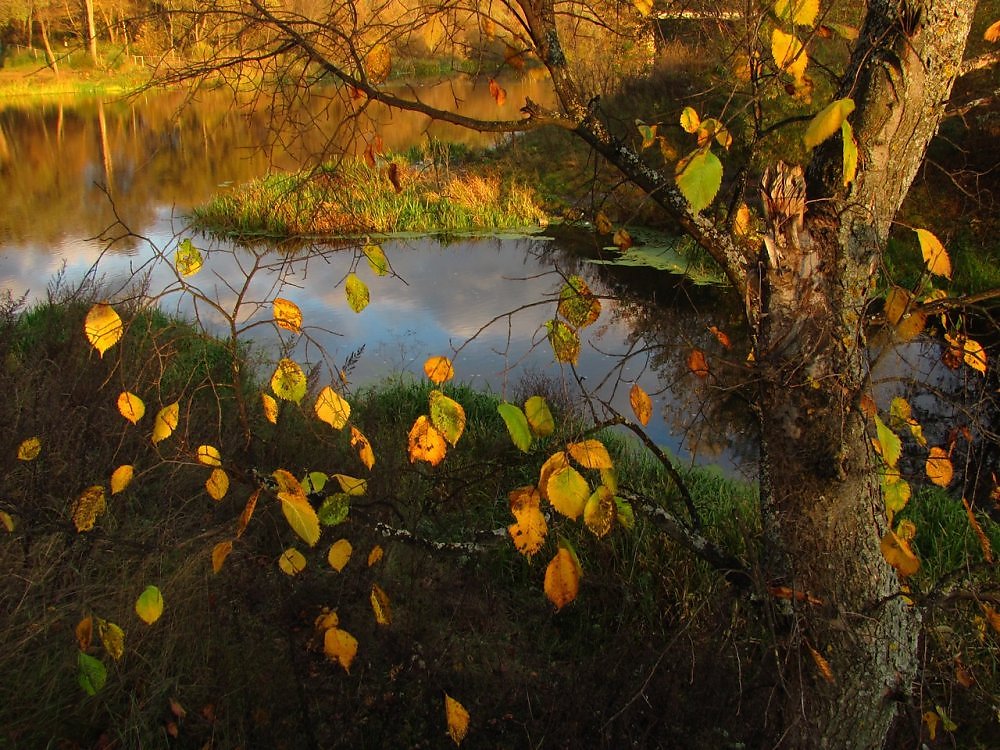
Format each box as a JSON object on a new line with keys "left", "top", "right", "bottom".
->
{"left": 190, "top": 157, "right": 547, "bottom": 240}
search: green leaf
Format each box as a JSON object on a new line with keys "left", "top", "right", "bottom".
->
{"left": 557, "top": 275, "right": 601, "bottom": 329}
{"left": 134, "top": 585, "right": 164, "bottom": 625}
{"left": 498, "top": 403, "right": 532, "bottom": 452}
{"left": 429, "top": 389, "right": 466, "bottom": 446}
{"left": 345, "top": 273, "right": 370, "bottom": 313}
{"left": 882, "top": 469, "right": 912, "bottom": 514}
{"left": 803, "top": 98, "right": 855, "bottom": 150}
{"left": 271, "top": 358, "right": 307, "bottom": 403}
{"left": 774, "top": 0, "right": 819, "bottom": 27}
{"left": 301, "top": 471, "right": 328, "bottom": 495}
{"left": 546, "top": 465, "right": 590, "bottom": 520}
{"left": 524, "top": 395, "right": 555, "bottom": 437}
{"left": 614, "top": 497, "right": 635, "bottom": 529}
{"left": 318, "top": 493, "right": 351, "bottom": 526}
{"left": 636, "top": 121, "right": 657, "bottom": 150}
{"left": 175, "top": 238, "right": 204, "bottom": 277}
{"left": 78, "top": 651, "right": 107, "bottom": 695}
{"left": 874, "top": 414, "right": 902, "bottom": 469}
{"left": 675, "top": 148, "right": 723, "bottom": 212}
{"left": 363, "top": 242, "right": 389, "bottom": 276}
{"left": 545, "top": 319, "right": 581, "bottom": 364}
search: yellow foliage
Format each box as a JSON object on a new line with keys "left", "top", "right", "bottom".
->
{"left": 270, "top": 358, "right": 307, "bottom": 403}
{"left": 196, "top": 445, "right": 222, "bottom": 467}
{"left": 17, "top": 437, "right": 41, "bottom": 461}
{"left": 546, "top": 464, "right": 590, "bottom": 520}
{"left": 237, "top": 492, "right": 258, "bottom": 538}
{"left": 771, "top": 29, "right": 808, "bottom": 83}
{"left": 97, "top": 618, "right": 125, "bottom": 661}
{"left": 206, "top": 468, "right": 229, "bottom": 501}
{"left": 152, "top": 402, "right": 179, "bottom": 444}
{"left": 0, "top": 511, "right": 14, "bottom": 532}
{"left": 925, "top": 447, "right": 953, "bottom": 487}
{"left": 508, "top": 486, "right": 547, "bottom": 558}
{"left": 538, "top": 451, "right": 570, "bottom": 502}
{"left": 278, "top": 489, "right": 321, "bottom": 546}
{"left": 408, "top": 415, "right": 448, "bottom": 466}
{"left": 278, "top": 547, "right": 307, "bottom": 575}
{"left": 370, "top": 583, "right": 392, "bottom": 626}
{"left": 328, "top": 539, "right": 353, "bottom": 571}
{"left": 567, "top": 439, "right": 613, "bottom": 470}
{"left": 272, "top": 297, "right": 303, "bottom": 333}
{"left": 315, "top": 386, "right": 351, "bottom": 430}
{"left": 351, "top": 426, "right": 376, "bottom": 469}
{"left": 584, "top": 485, "right": 616, "bottom": 538}
{"left": 367, "top": 544, "right": 384, "bottom": 566}
{"left": 544, "top": 546, "right": 581, "bottom": 611}
{"left": 915, "top": 228, "right": 952, "bottom": 279}
{"left": 84, "top": 302, "right": 123, "bottom": 357}
{"left": 261, "top": 393, "right": 279, "bottom": 424}
{"left": 423, "top": 355, "right": 455, "bottom": 384}
{"left": 880, "top": 530, "right": 920, "bottom": 577}
{"left": 110, "top": 465, "right": 134, "bottom": 495}
{"left": 212, "top": 541, "right": 233, "bottom": 573}
{"left": 324, "top": 627, "right": 358, "bottom": 672}
{"left": 117, "top": 391, "right": 145, "bottom": 424}
{"left": 134, "top": 585, "right": 164, "bottom": 625}
{"left": 76, "top": 616, "right": 93, "bottom": 650}
{"left": 444, "top": 693, "right": 470, "bottom": 745}
{"left": 71, "top": 485, "right": 106, "bottom": 532}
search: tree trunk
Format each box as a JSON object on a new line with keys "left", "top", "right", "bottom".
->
{"left": 37, "top": 16, "right": 58, "bottom": 76}
{"left": 83, "top": 0, "right": 98, "bottom": 66}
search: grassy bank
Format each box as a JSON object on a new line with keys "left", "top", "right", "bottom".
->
{"left": 190, "top": 157, "right": 547, "bottom": 240}
{"left": 2, "top": 294, "right": 998, "bottom": 748}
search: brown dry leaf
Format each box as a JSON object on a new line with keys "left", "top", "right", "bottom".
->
{"left": 982, "top": 603, "right": 1000, "bottom": 634}
{"left": 488, "top": 78, "right": 507, "bottom": 106}
{"left": 954, "top": 656, "right": 975, "bottom": 688}
{"left": 708, "top": 325, "right": 732, "bottom": 349}
{"left": 212, "top": 541, "right": 233, "bottom": 573}
{"left": 962, "top": 498, "right": 994, "bottom": 563}
{"left": 806, "top": 642, "right": 835, "bottom": 684}
{"left": 925, "top": 447, "right": 954, "bottom": 487}
{"left": 76, "top": 616, "right": 93, "bottom": 651}
{"left": 613, "top": 228, "right": 633, "bottom": 252}
{"left": 687, "top": 348, "right": 710, "bottom": 377}
{"left": 766, "top": 586, "right": 823, "bottom": 606}
{"left": 236, "top": 490, "right": 259, "bottom": 538}
{"left": 504, "top": 43, "right": 526, "bottom": 70}
{"left": 595, "top": 212, "right": 613, "bottom": 235}
{"left": 859, "top": 394, "right": 877, "bottom": 418}
{"left": 169, "top": 698, "right": 186, "bottom": 719}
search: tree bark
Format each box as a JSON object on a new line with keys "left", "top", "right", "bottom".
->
{"left": 83, "top": 0, "right": 99, "bottom": 66}
{"left": 37, "top": 15, "right": 58, "bottom": 76}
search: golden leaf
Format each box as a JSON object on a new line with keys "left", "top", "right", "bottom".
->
{"left": 408, "top": 415, "right": 448, "bottom": 466}
{"left": 76, "top": 616, "right": 93, "bottom": 651}
{"left": 915, "top": 228, "right": 952, "bottom": 279}
{"left": 444, "top": 693, "right": 470, "bottom": 746}
{"left": 925, "top": 447, "right": 953, "bottom": 487}
{"left": 595, "top": 212, "right": 613, "bottom": 234}
{"left": 771, "top": 29, "right": 808, "bottom": 83}
{"left": 152, "top": 402, "right": 179, "bottom": 444}
{"left": 328, "top": 539, "right": 353, "bottom": 571}
{"left": 261, "top": 393, "right": 279, "bottom": 424}
{"left": 370, "top": 583, "right": 392, "bottom": 626}
{"left": 236, "top": 491, "right": 258, "bottom": 538}
{"left": 351, "top": 426, "right": 376, "bottom": 469}
{"left": 774, "top": 0, "right": 819, "bottom": 27}
{"left": 544, "top": 545, "right": 581, "bottom": 611}
{"left": 278, "top": 547, "right": 307, "bottom": 575}
{"left": 632, "top": 0, "right": 653, "bottom": 16}
{"left": 270, "top": 358, "right": 307, "bottom": 403}
{"left": 557, "top": 276, "right": 601, "bottom": 330}
{"left": 884, "top": 286, "right": 913, "bottom": 326}
{"left": 508, "top": 486, "right": 547, "bottom": 558}
{"left": 806, "top": 642, "right": 835, "bottom": 684}
{"left": 279, "top": 489, "right": 321, "bottom": 547}
{"left": 429, "top": 390, "right": 466, "bottom": 446}
{"left": 709, "top": 325, "right": 732, "bottom": 349}
{"left": 613, "top": 227, "right": 633, "bottom": 251}
{"left": 423, "top": 355, "right": 455, "bottom": 384}
{"left": 367, "top": 544, "right": 384, "bottom": 567}
{"left": 212, "top": 541, "right": 233, "bottom": 573}
{"left": 524, "top": 395, "right": 555, "bottom": 437}
{"left": 314, "top": 608, "right": 339, "bottom": 631}
{"left": 196, "top": 445, "right": 222, "bottom": 467}
{"left": 583, "top": 485, "right": 615, "bottom": 538}
{"left": 272, "top": 468, "right": 300, "bottom": 494}
{"left": 332, "top": 474, "right": 367, "bottom": 496}
{"left": 963, "top": 498, "right": 994, "bottom": 563}
{"left": 71, "top": 485, "right": 106, "bottom": 532}
{"left": 364, "top": 44, "right": 392, "bottom": 82}
{"left": 315, "top": 386, "right": 351, "bottom": 430}
{"left": 17, "top": 436, "right": 41, "bottom": 461}
{"left": 881, "top": 530, "right": 920, "bottom": 576}
{"left": 324, "top": 627, "right": 358, "bottom": 672}
{"left": 96, "top": 618, "right": 125, "bottom": 661}
{"left": 272, "top": 297, "right": 302, "bottom": 333}
{"left": 538, "top": 451, "right": 570, "bottom": 502}
{"left": 489, "top": 78, "right": 507, "bottom": 106}
{"left": 546, "top": 464, "right": 590, "bottom": 520}
{"left": 803, "top": 98, "right": 855, "bottom": 150}
{"left": 679, "top": 106, "right": 700, "bottom": 134}
{"left": 110, "top": 465, "right": 134, "bottom": 495}
{"left": 84, "top": 302, "right": 123, "bottom": 357}
{"left": 842, "top": 120, "right": 858, "bottom": 186}
{"left": 687, "top": 348, "right": 710, "bottom": 377}
{"left": 206, "top": 468, "right": 229, "bottom": 501}
{"left": 0, "top": 511, "right": 14, "bottom": 532}
{"left": 117, "top": 391, "right": 145, "bottom": 424}
{"left": 567, "top": 439, "right": 613, "bottom": 470}
{"left": 985, "top": 20, "right": 1000, "bottom": 42}
{"left": 135, "top": 585, "right": 164, "bottom": 625}
{"left": 923, "top": 711, "right": 940, "bottom": 741}
{"left": 628, "top": 383, "right": 653, "bottom": 426}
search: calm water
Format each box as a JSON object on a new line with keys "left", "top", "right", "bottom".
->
{"left": 0, "top": 81, "right": 757, "bottom": 472}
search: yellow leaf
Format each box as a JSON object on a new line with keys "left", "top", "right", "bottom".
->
{"left": 324, "top": 627, "right": 358, "bottom": 672}
{"left": 315, "top": 386, "right": 351, "bottom": 430}
{"left": 632, "top": 0, "right": 653, "bottom": 17}
{"left": 444, "top": 693, "right": 470, "bottom": 746}
{"left": 507, "top": 486, "right": 547, "bottom": 558}
{"left": 205, "top": 468, "right": 229, "bottom": 501}
{"left": 135, "top": 585, "right": 164, "bottom": 625}
{"left": 314, "top": 608, "right": 339, "bottom": 631}
{"left": 423, "top": 355, "right": 455, "bottom": 385}
{"left": 557, "top": 275, "right": 601, "bottom": 329}
{"left": 351, "top": 426, "right": 376, "bottom": 470}
{"left": 583, "top": 485, "right": 615, "bottom": 538}
{"left": 774, "top": 0, "right": 819, "bottom": 27}
{"left": 110, "top": 465, "right": 134, "bottom": 495}
{"left": 567, "top": 439, "right": 613, "bottom": 470}
{"left": 117, "top": 391, "right": 145, "bottom": 424}
{"left": 345, "top": 273, "right": 370, "bottom": 313}
{"left": 0, "top": 511, "right": 14, "bottom": 532}
{"left": 538, "top": 451, "right": 570, "bottom": 503}
{"left": 212, "top": 540, "right": 233, "bottom": 573}
{"left": 96, "top": 618, "right": 125, "bottom": 661}
{"left": 842, "top": 120, "right": 858, "bottom": 186}
{"left": 71, "top": 485, "right": 106, "bottom": 532}
{"left": 196, "top": 445, "right": 222, "bottom": 467}
{"left": 925, "top": 447, "right": 953, "bottom": 487}
{"left": 429, "top": 390, "right": 466, "bottom": 446}
{"left": 278, "top": 547, "right": 307, "bottom": 575}
{"left": 881, "top": 530, "right": 920, "bottom": 577}
{"left": 332, "top": 474, "right": 367, "bottom": 496}
{"left": 961, "top": 337, "right": 987, "bottom": 374}
{"left": 370, "top": 583, "right": 392, "bottom": 626}
{"left": 367, "top": 544, "right": 384, "bottom": 567}
{"left": 732, "top": 203, "right": 752, "bottom": 238}
{"left": 962, "top": 498, "right": 994, "bottom": 563}
{"left": 236, "top": 491, "right": 258, "bottom": 538}
{"left": 271, "top": 468, "right": 300, "bottom": 494}
{"left": 546, "top": 464, "right": 590, "bottom": 520}
{"left": 327, "top": 539, "right": 353, "bottom": 571}
{"left": 363, "top": 242, "right": 390, "bottom": 276}
{"left": 175, "top": 238, "right": 203, "bottom": 276}
{"left": 84, "top": 302, "right": 123, "bottom": 357}
{"left": 278, "top": 490, "right": 321, "bottom": 546}
{"left": 76, "top": 616, "right": 93, "bottom": 650}
{"left": 771, "top": 29, "right": 808, "bottom": 82}
{"left": 17, "top": 437, "right": 41, "bottom": 461}
{"left": 544, "top": 545, "right": 581, "bottom": 611}
{"left": 152, "top": 402, "right": 179, "bottom": 445}
{"left": 984, "top": 19, "right": 1000, "bottom": 43}
{"left": 273, "top": 297, "right": 302, "bottom": 333}
{"left": 595, "top": 211, "right": 613, "bottom": 234}
{"left": 546, "top": 319, "right": 580, "bottom": 364}
{"left": 806, "top": 641, "right": 835, "bottom": 684}
{"left": 261, "top": 393, "right": 279, "bottom": 424}
{"left": 525, "top": 395, "right": 555, "bottom": 437}
{"left": 408, "top": 415, "right": 448, "bottom": 466}
{"left": 923, "top": 711, "right": 940, "bottom": 741}
{"left": 914, "top": 228, "right": 952, "bottom": 279}
{"left": 270, "top": 358, "right": 307, "bottom": 403}
{"left": 803, "top": 98, "right": 855, "bottom": 150}
{"left": 679, "top": 106, "right": 700, "bottom": 134}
